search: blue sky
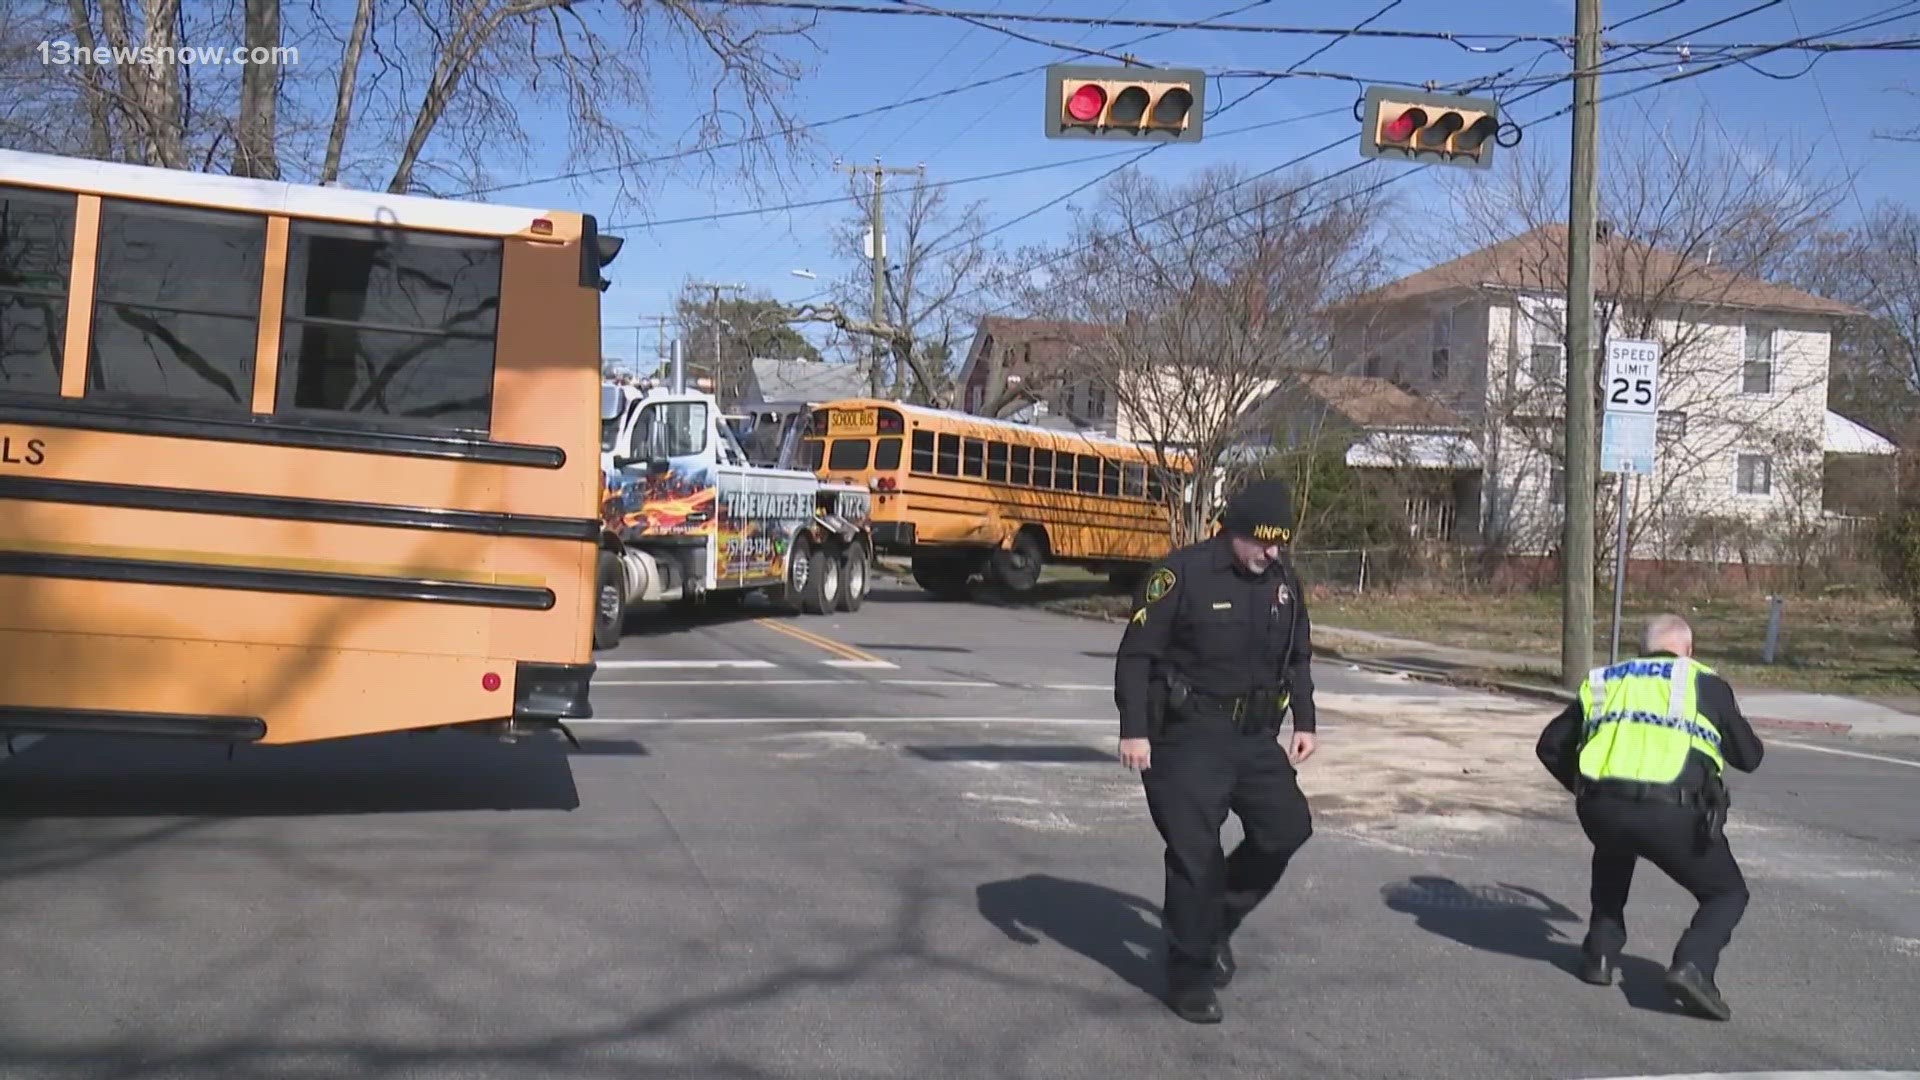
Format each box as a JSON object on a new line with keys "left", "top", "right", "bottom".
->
{"left": 467, "top": 0, "right": 1920, "bottom": 370}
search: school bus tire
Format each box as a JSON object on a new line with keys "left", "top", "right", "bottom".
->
{"left": 593, "top": 549, "right": 625, "bottom": 651}
{"left": 988, "top": 529, "right": 1046, "bottom": 594}
{"left": 911, "top": 555, "right": 973, "bottom": 601}
{"left": 837, "top": 539, "right": 869, "bottom": 612}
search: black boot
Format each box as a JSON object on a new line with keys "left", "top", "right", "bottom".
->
{"left": 1167, "top": 985, "right": 1223, "bottom": 1024}
{"left": 1664, "top": 961, "right": 1732, "bottom": 1021}
{"left": 1213, "top": 938, "right": 1236, "bottom": 988}
{"left": 1578, "top": 953, "right": 1616, "bottom": 986}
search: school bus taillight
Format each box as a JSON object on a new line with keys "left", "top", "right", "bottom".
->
{"left": 482, "top": 673, "right": 502, "bottom": 692}
{"left": 530, "top": 217, "right": 554, "bottom": 235}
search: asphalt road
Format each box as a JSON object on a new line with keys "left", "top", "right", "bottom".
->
{"left": 2, "top": 581, "right": 1917, "bottom": 1079}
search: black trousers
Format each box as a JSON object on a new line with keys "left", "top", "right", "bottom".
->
{"left": 1142, "top": 713, "right": 1313, "bottom": 990}
{"left": 1576, "top": 793, "right": 1750, "bottom": 979}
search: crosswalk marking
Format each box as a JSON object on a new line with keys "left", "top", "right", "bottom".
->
{"left": 822, "top": 658, "right": 899, "bottom": 669}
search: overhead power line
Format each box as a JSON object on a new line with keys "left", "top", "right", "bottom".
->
{"left": 942, "top": 0, "right": 1900, "bottom": 316}
{"left": 604, "top": 106, "right": 1350, "bottom": 230}
{"left": 706, "top": 0, "right": 1917, "bottom": 53}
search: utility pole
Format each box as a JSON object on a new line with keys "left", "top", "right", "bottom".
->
{"left": 687, "top": 280, "right": 744, "bottom": 395}
{"left": 1561, "top": 0, "right": 1601, "bottom": 689}
{"left": 838, "top": 158, "right": 925, "bottom": 399}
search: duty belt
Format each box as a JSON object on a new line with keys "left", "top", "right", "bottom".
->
{"left": 1180, "top": 688, "right": 1287, "bottom": 729}
{"left": 1576, "top": 777, "right": 1702, "bottom": 806}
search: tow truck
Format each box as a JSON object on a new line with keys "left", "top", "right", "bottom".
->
{"left": 593, "top": 361, "right": 874, "bottom": 649}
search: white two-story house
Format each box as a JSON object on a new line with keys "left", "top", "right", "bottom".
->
{"left": 1329, "top": 223, "right": 1888, "bottom": 564}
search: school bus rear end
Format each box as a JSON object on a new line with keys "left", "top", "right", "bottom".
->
{"left": 0, "top": 149, "right": 619, "bottom": 746}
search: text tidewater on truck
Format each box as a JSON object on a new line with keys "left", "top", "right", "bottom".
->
{"left": 593, "top": 358, "right": 873, "bottom": 648}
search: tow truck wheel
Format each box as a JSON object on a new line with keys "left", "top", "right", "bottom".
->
{"left": 837, "top": 541, "right": 868, "bottom": 612}
{"left": 593, "top": 549, "right": 624, "bottom": 651}
{"left": 804, "top": 544, "right": 839, "bottom": 615}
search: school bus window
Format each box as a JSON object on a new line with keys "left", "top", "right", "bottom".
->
{"left": 986, "top": 441, "right": 1008, "bottom": 482}
{"left": 1076, "top": 454, "right": 1099, "bottom": 494}
{"left": 936, "top": 432, "right": 960, "bottom": 475}
{"left": 1123, "top": 463, "right": 1147, "bottom": 499}
{"left": 1031, "top": 447, "right": 1053, "bottom": 488}
{"left": 911, "top": 428, "right": 935, "bottom": 472}
{"left": 874, "top": 436, "right": 903, "bottom": 471}
{"left": 961, "top": 437, "right": 984, "bottom": 478}
{"left": 0, "top": 186, "right": 77, "bottom": 397}
{"left": 1102, "top": 460, "right": 1121, "bottom": 496}
{"left": 88, "top": 199, "right": 265, "bottom": 411}
{"left": 1010, "top": 444, "right": 1031, "bottom": 485}
{"left": 1056, "top": 454, "right": 1076, "bottom": 490}
{"left": 807, "top": 439, "right": 824, "bottom": 470}
{"left": 277, "top": 220, "right": 503, "bottom": 435}
{"left": 828, "top": 438, "right": 870, "bottom": 471}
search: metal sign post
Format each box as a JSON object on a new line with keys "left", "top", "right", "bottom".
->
{"left": 1599, "top": 337, "right": 1660, "bottom": 664}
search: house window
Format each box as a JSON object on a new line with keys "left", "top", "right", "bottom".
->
{"left": 1430, "top": 348, "right": 1450, "bottom": 381}
{"left": 1364, "top": 354, "right": 1382, "bottom": 378}
{"left": 1657, "top": 410, "right": 1688, "bottom": 442}
{"left": 1529, "top": 343, "right": 1561, "bottom": 381}
{"left": 1430, "top": 313, "right": 1452, "bottom": 382}
{"left": 1736, "top": 453, "right": 1772, "bottom": 495}
{"left": 1742, "top": 326, "right": 1774, "bottom": 394}
{"left": 1549, "top": 467, "right": 1565, "bottom": 506}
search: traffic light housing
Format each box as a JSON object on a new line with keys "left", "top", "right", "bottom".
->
{"left": 1359, "top": 85, "right": 1502, "bottom": 169}
{"left": 1045, "top": 62, "right": 1206, "bottom": 143}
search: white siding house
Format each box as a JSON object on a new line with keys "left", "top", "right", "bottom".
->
{"left": 1330, "top": 224, "right": 1881, "bottom": 563}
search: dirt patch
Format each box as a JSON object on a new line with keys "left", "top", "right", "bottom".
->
{"left": 1300, "top": 690, "right": 1573, "bottom": 841}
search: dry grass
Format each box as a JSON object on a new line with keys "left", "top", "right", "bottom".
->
{"left": 1315, "top": 591, "right": 1919, "bottom": 697}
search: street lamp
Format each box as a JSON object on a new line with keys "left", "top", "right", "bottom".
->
{"left": 791, "top": 269, "right": 817, "bottom": 280}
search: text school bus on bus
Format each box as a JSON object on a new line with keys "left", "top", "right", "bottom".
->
{"left": 799, "top": 397, "right": 1192, "bottom": 599}
{"left": 0, "top": 148, "right": 623, "bottom": 747}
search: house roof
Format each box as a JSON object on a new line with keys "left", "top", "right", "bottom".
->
{"left": 1288, "top": 371, "right": 1467, "bottom": 430}
{"left": 1345, "top": 224, "right": 1862, "bottom": 318}
{"left": 749, "top": 358, "right": 868, "bottom": 405}
{"left": 1826, "top": 410, "right": 1899, "bottom": 455}
{"left": 956, "top": 316, "right": 1110, "bottom": 390}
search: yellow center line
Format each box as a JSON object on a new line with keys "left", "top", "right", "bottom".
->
{"left": 752, "top": 617, "right": 885, "bottom": 664}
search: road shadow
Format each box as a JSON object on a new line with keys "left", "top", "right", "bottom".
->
{"left": 977, "top": 873, "right": 1162, "bottom": 1000}
{"left": 1381, "top": 875, "right": 1685, "bottom": 1014}
{"left": 0, "top": 730, "right": 581, "bottom": 816}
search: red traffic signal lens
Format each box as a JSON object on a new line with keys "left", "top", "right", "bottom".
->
{"left": 1382, "top": 107, "right": 1424, "bottom": 142}
{"left": 1066, "top": 84, "right": 1106, "bottom": 122}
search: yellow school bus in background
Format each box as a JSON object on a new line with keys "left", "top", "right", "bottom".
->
{"left": 0, "top": 148, "right": 623, "bottom": 746}
{"left": 800, "top": 398, "right": 1190, "bottom": 598}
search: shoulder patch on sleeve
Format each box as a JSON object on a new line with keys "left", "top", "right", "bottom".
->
{"left": 1144, "top": 567, "right": 1175, "bottom": 603}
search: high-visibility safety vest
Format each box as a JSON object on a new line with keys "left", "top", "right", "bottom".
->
{"left": 1576, "top": 655, "right": 1726, "bottom": 784}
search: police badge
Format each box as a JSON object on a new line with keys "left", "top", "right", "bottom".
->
{"left": 1275, "top": 581, "right": 1292, "bottom": 607}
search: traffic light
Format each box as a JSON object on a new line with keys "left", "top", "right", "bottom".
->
{"left": 1045, "top": 62, "right": 1206, "bottom": 143}
{"left": 1359, "top": 85, "right": 1502, "bottom": 169}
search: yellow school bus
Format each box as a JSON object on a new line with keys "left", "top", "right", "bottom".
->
{"left": 800, "top": 398, "right": 1190, "bottom": 598}
{"left": 0, "top": 148, "right": 622, "bottom": 746}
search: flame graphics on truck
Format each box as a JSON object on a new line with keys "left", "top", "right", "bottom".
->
{"left": 602, "top": 465, "right": 718, "bottom": 536}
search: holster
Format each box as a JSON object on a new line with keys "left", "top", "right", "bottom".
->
{"left": 1695, "top": 774, "right": 1730, "bottom": 851}
{"left": 1167, "top": 680, "right": 1289, "bottom": 735}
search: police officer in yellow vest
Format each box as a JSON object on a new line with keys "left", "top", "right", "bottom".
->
{"left": 1535, "top": 613, "right": 1764, "bottom": 1021}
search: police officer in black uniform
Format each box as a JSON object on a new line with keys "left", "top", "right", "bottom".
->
{"left": 1114, "top": 479, "right": 1318, "bottom": 1024}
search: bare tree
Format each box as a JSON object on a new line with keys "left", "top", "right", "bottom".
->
{"left": 1, "top": 0, "right": 821, "bottom": 203}
{"left": 996, "top": 165, "right": 1391, "bottom": 544}
{"left": 790, "top": 175, "right": 997, "bottom": 405}
{"left": 1781, "top": 201, "right": 1920, "bottom": 443}
{"left": 1413, "top": 119, "right": 1853, "bottom": 576}
{"left": 672, "top": 286, "right": 823, "bottom": 406}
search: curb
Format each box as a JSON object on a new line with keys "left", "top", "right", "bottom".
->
{"left": 1313, "top": 644, "right": 1856, "bottom": 735}
{"left": 879, "top": 569, "right": 1865, "bottom": 737}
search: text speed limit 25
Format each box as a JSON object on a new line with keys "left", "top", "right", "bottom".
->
{"left": 1604, "top": 338, "right": 1660, "bottom": 415}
